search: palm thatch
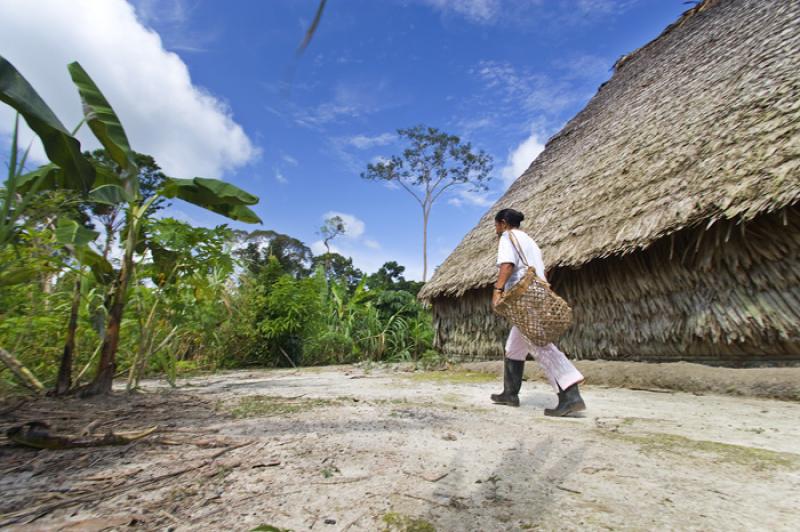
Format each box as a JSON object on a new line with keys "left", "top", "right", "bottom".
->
{"left": 423, "top": 0, "right": 800, "bottom": 363}
{"left": 432, "top": 206, "right": 800, "bottom": 363}
{"left": 420, "top": 0, "right": 800, "bottom": 300}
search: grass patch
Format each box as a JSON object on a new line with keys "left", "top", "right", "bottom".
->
{"left": 382, "top": 512, "right": 436, "bottom": 532}
{"left": 602, "top": 430, "right": 799, "bottom": 470}
{"left": 371, "top": 396, "right": 488, "bottom": 414}
{"left": 225, "top": 395, "right": 342, "bottom": 418}
{"left": 441, "top": 393, "right": 463, "bottom": 404}
{"left": 405, "top": 370, "right": 496, "bottom": 384}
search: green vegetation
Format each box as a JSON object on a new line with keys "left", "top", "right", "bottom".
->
{"left": 382, "top": 512, "right": 436, "bottom": 532}
{"left": 602, "top": 429, "right": 799, "bottom": 470}
{"left": 226, "top": 395, "right": 343, "bottom": 418}
{"left": 406, "top": 370, "right": 496, "bottom": 384}
{"left": 0, "top": 55, "right": 438, "bottom": 396}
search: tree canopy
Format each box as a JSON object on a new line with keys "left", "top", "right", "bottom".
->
{"left": 362, "top": 125, "right": 492, "bottom": 281}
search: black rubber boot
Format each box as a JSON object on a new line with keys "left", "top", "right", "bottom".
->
{"left": 491, "top": 358, "right": 525, "bottom": 407}
{"left": 544, "top": 382, "right": 586, "bottom": 417}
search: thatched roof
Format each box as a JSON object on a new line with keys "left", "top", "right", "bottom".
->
{"left": 420, "top": 0, "right": 800, "bottom": 300}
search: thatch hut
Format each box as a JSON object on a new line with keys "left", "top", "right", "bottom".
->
{"left": 419, "top": 0, "right": 800, "bottom": 365}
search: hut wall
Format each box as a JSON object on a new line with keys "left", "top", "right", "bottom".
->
{"left": 431, "top": 288, "right": 507, "bottom": 361}
{"left": 433, "top": 206, "right": 800, "bottom": 365}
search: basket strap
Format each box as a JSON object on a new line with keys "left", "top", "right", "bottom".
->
{"left": 507, "top": 230, "right": 549, "bottom": 285}
{"left": 506, "top": 230, "right": 530, "bottom": 267}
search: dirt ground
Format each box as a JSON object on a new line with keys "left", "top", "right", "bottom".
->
{"left": 1, "top": 364, "right": 799, "bottom": 531}
{"left": 464, "top": 360, "right": 800, "bottom": 402}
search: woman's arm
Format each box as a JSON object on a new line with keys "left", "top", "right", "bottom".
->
{"left": 492, "top": 263, "right": 514, "bottom": 307}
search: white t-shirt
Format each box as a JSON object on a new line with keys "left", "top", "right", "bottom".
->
{"left": 496, "top": 229, "right": 546, "bottom": 290}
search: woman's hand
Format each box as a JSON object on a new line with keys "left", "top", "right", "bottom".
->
{"left": 492, "top": 290, "right": 503, "bottom": 307}
{"left": 493, "top": 264, "right": 513, "bottom": 308}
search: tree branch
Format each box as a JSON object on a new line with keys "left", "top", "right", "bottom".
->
{"left": 431, "top": 180, "right": 462, "bottom": 205}
{"left": 396, "top": 179, "right": 425, "bottom": 207}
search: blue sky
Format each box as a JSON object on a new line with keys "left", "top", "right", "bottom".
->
{"left": 1, "top": 0, "right": 689, "bottom": 279}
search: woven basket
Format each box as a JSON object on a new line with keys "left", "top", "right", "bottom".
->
{"left": 493, "top": 232, "right": 573, "bottom": 346}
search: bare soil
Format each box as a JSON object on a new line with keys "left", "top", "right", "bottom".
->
{"left": 1, "top": 364, "right": 799, "bottom": 531}
{"left": 464, "top": 359, "right": 800, "bottom": 402}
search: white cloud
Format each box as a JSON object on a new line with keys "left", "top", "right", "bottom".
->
{"left": 282, "top": 154, "right": 299, "bottom": 166}
{"left": 447, "top": 188, "right": 495, "bottom": 208}
{"left": 0, "top": 0, "right": 258, "bottom": 178}
{"left": 417, "top": 0, "right": 501, "bottom": 23}
{"left": 323, "top": 211, "right": 365, "bottom": 239}
{"left": 133, "top": 0, "right": 190, "bottom": 26}
{"left": 131, "top": 0, "right": 219, "bottom": 53}
{"left": 475, "top": 60, "right": 581, "bottom": 115}
{"left": 558, "top": 54, "right": 612, "bottom": 81}
{"left": 413, "top": 0, "right": 637, "bottom": 26}
{"left": 457, "top": 116, "right": 495, "bottom": 135}
{"left": 295, "top": 102, "right": 361, "bottom": 128}
{"left": 577, "top": 0, "right": 638, "bottom": 15}
{"left": 294, "top": 82, "right": 385, "bottom": 129}
{"left": 346, "top": 133, "right": 396, "bottom": 150}
{"left": 501, "top": 130, "right": 545, "bottom": 187}
{"left": 275, "top": 170, "right": 288, "bottom": 184}
{"left": 311, "top": 212, "right": 420, "bottom": 278}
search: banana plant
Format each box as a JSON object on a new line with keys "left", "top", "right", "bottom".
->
{"left": 64, "top": 62, "right": 261, "bottom": 396}
{"left": 2, "top": 56, "right": 262, "bottom": 395}
{"left": 0, "top": 56, "right": 96, "bottom": 275}
{"left": 1, "top": 55, "right": 100, "bottom": 392}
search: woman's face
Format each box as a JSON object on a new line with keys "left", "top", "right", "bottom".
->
{"left": 494, "top": 220, "right": 507, "bottom": 236}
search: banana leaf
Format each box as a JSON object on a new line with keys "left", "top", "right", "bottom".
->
{"left": 0, "top": 55, "right": 94, "bottom": 193}
{"left": 54, "top": 219, "right": 114, "bottom": 284}
{"left": 55, "top": 218, "right": 99, "bottom": 247}
{"left": 162, "top": 177, "right": 262, "bottom": 223}
{"left": 0, "top": 266, "right": 40, "bottom": 286}
{"left": 67, "top": 62, "right": 135, "bottom": 174}
{"left": 73, "top": 245, "right": 114, "bottom": 284}
{"left": 89, "top": 184, "right": 131, "bottom": 205}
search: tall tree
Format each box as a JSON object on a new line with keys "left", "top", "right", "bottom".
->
{"left": 236, "top": 230, "right": 312, "bottom": 278}
{"left": 367, "top": 261, "right": 406, "bottom": 291}
{"left": 311, "top": 252, "right": 363, "bottom": 291}
{"left": 317, "top": 214, "right": 345, "bottom": 274}
{"left": 367, "top": 260, "right": 423, "bottom": 297}
{"left": 318, "top": 215, "right": 345, "bottom": 255}
{"left": 362, "top": 125, "right": 492, "bottom": 281}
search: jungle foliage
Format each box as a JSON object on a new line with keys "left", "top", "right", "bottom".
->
{"left": 1, "top": 53, "right": 435, "bottom": 395}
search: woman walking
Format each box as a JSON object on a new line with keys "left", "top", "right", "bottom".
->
{"left": 490, "top": 208, "right": 586, "bottom": 416}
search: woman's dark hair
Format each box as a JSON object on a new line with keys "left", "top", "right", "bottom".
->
{"left": 495, "top": 208, "right": 525, "bottom": 228}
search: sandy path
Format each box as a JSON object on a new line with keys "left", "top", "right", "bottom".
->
{"left": 2, "top": 365, "right": 799, "bottom": 531}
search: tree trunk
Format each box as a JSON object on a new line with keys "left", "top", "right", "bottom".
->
{"left": 0, "top": 347, "right": 44, "bottom": 393}
{"left": 54, "top": 277, "right": 81, "bottom": 395}
{"left": 102, "top": 213, "right": 117, "bottom": 260}
{"left": 323, "top": 242, "right": 331, "bottom": 276}
{"left": 80, "top": 285, "right": 123, "bottom": 396}
{"left": 82, "top": 219, "right": 136, "bottom": 396}
{"left": 422, "top": 208, "right": 429, "bottom": 282}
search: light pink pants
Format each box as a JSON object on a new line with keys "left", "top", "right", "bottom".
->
{"left": 505, "top": 326, "right": 584, "bottom": 392}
